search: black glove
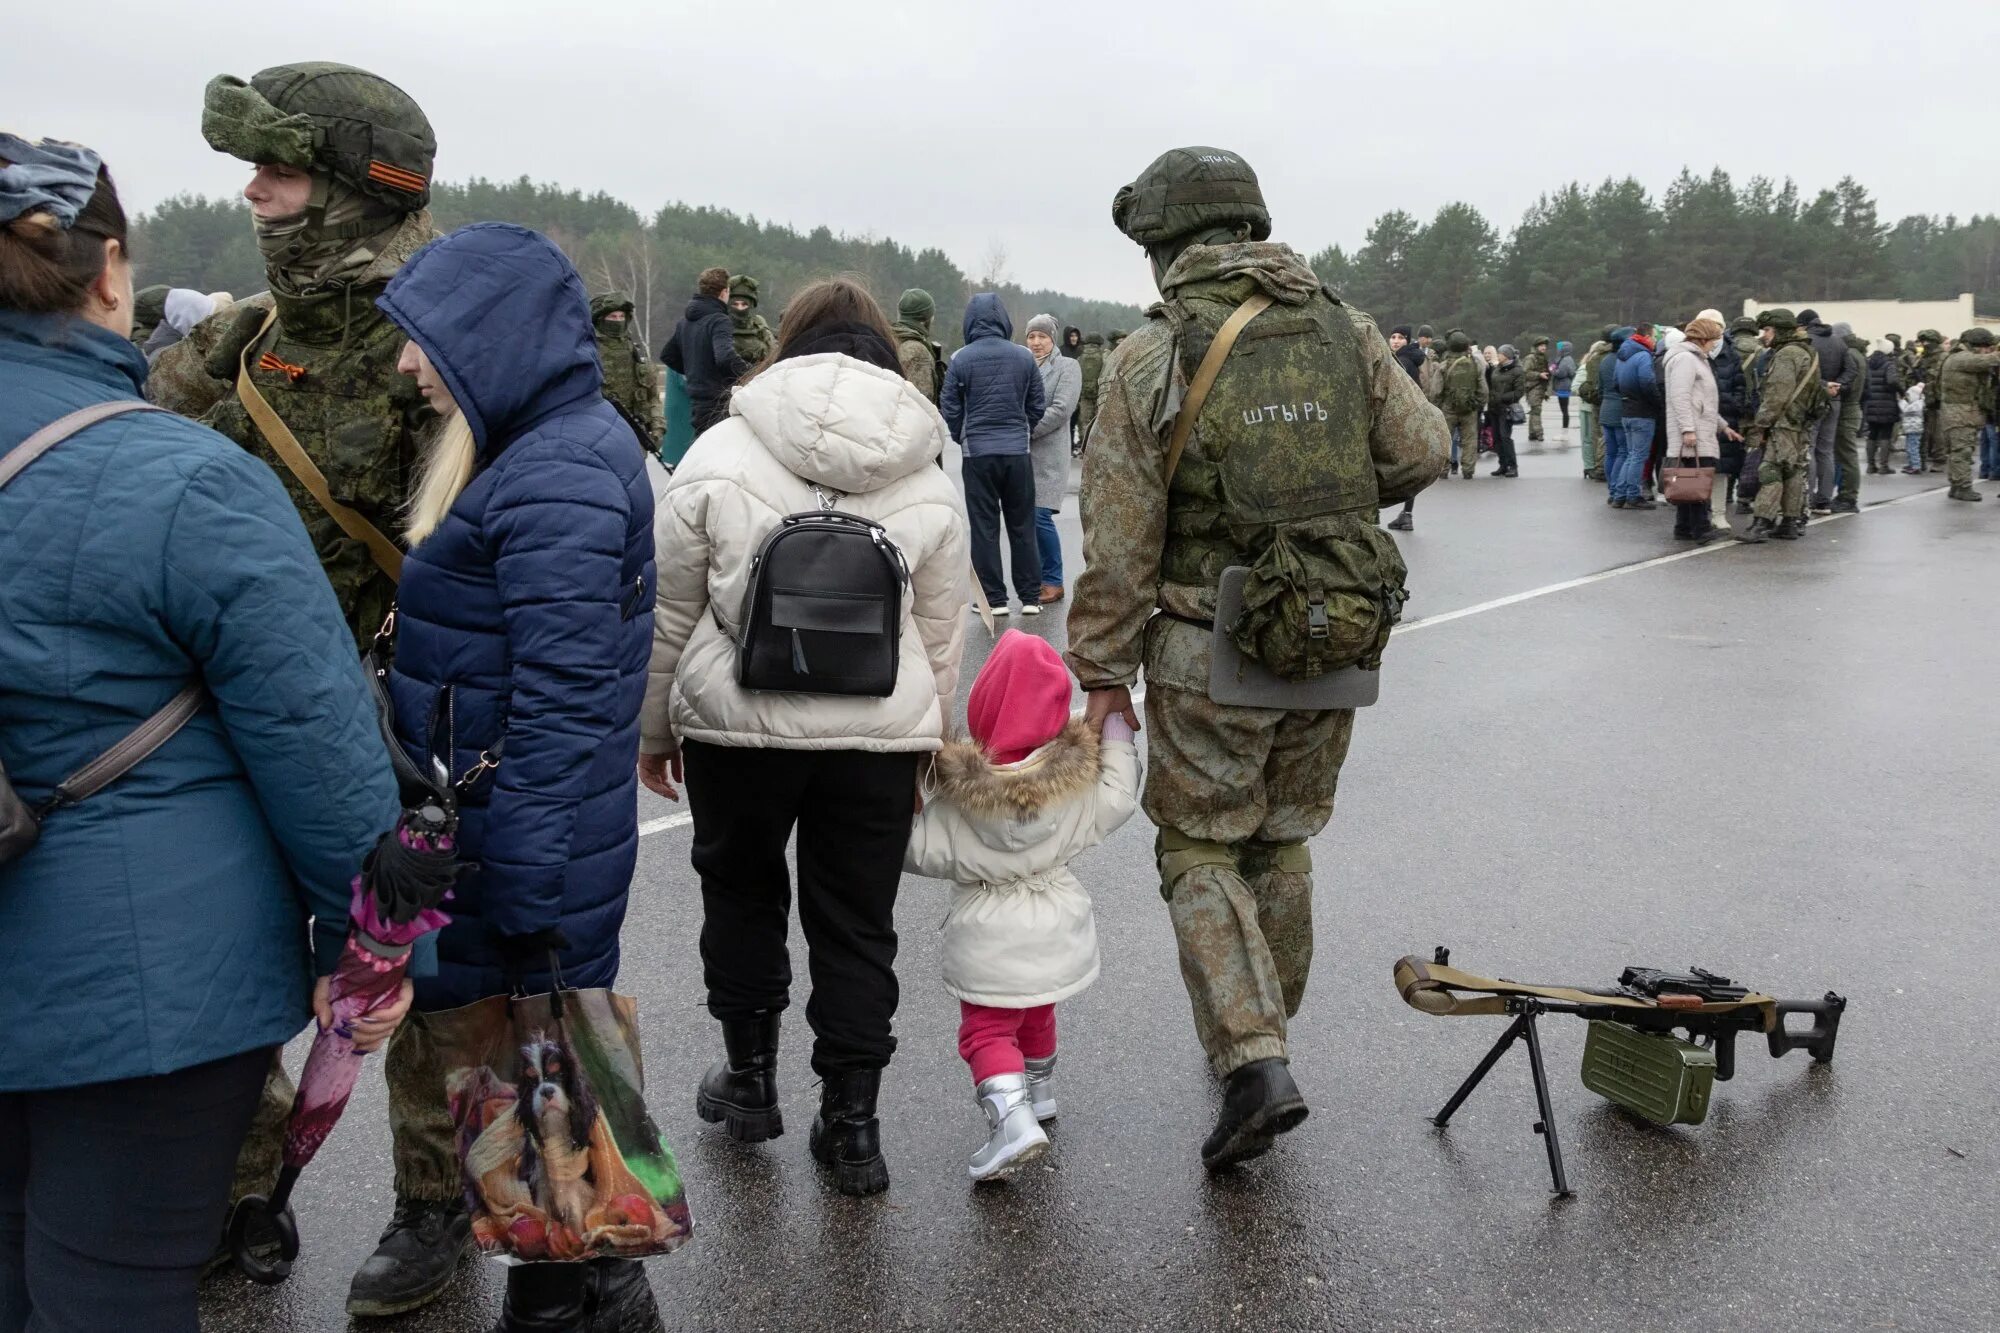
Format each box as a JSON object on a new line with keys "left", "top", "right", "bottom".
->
{"left": 495, "top": 927, "right": 570, "bottom": 988}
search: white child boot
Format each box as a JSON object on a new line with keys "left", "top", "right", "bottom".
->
{"left": 969, "top": 1073, "right": 1049, "bottom": 1182}
{"left": 1024, "top": 1054, "right": 1058, "bottom": 1123}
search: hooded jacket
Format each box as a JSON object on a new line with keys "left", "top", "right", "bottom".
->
{"left": 1615, "top": 334, "right": 1663, "bottom": 419}
{"left": 1863, "top": 349, "right": 1904, "bottom": 425}
{"left": 376, "top": 224, "right": 656, "bottom": 1008}
{"left": 905, "top": 721, "right": 1140, "bottom": 1007}
{"left": 0, "top": 309, "right": 398, "bottom": 1088}
{"left": 1598, "top": 331, "right": 1629, "bottom": 425}
{"left": 940, "top": 294, "right": 1045, "bottom": 457}
{"left": 644, "top": 354, "right": 970, "bottom": 754}
{"left": 662, "top": 292, "right": 749, "bottom": 410}
{"left": 1394, "top": 338, "right": 1427, "bottom": 381}
{"left": 1551, "top": 344, "right": 1577, "bottom": 393}
{"left": 1806, "top": 320, "right": 1856, "bottom": 395}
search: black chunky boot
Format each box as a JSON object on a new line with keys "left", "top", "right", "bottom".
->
{"left": 489, "top": 1258, "right": 663, "bottom": 1333}
{"left": 696, "top": 1013, "right": 783, "bottom": 1142}
{"left": 809, "top": 1069, "right": 889, "bottom": 1196}
{"left": 1201, "top": 1058, "right": 1309, "bottom": 1171}
{"left": 1774, "top": 517, "right": 1802, "bottom": 540}
{"left": 346, "top": 1196, "right": 472, "bottom": 1317}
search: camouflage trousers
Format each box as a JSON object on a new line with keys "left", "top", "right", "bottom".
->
{"left": 1924, "top": 409, "right": 1945, "bottom": 468}
{"left": 1141, "top": 676, "right": 1355, "bottom": 1079}
{"left": 1836, "top": 406, "right": 1863, "bottom": 503}
{"left": 227, "top": 1012, "right": 461, "bottom": 1213}
{"left": 1525, "top": 384, "right": 1548, "bottom": 442}
{"left": 1752, "top": 426, "right": 1810, "bottom": 522}
{"left": 1946, "top": 422, "right": 1983, "bottom": 489}
{"left": 1078, "top": 396, "right": 1097, "bottom": 449}
{"left": 1579, "top": 404, "right": 1601, "bottom": 474}
{"left": 1445, "top": 411, "right": 1481, "bottom": 477}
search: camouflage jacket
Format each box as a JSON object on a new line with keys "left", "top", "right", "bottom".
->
{"left": 1065, "top": 242, "right": 1447, "bottom": 692}
{"left": 894, "top": 327, "right": 944, "bottom": 403}
{"left": 1078, "top": 344, "right": 1105, "bottom": 402}
{"left": 1916, "top": 346, "right": 1948, "bottom": 409}
{"left": 597, "top": 330, "right": 664, "bottom": 442}
{"left": 733, "top": 313, "right": 776, "bottom": 367}
{"left": 1522, "top": 348, "right": 1551, "bottom": 384}
{"left": 147, "top": 211, "right": 440, "bottom": 648}
{"left": 1732, "top": 331, "right": 1764, "bottom": 392}
{"left": 1937, "top": 350, "right": 1998, "bottom": 427}
{"left": 1749, "top": 334, "right": 1823, "bottom": 434}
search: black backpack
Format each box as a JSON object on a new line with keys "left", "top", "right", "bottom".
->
{"left": 736, "top": 488, "right": 909, "bottom": 697}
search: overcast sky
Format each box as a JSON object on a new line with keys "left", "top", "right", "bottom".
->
{"left": 15, "top": 1, "right": 1998, "bottom": 305}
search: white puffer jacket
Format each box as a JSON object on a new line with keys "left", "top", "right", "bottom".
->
{"left": 905, "top": 722, "right": 1141, "bottom": 1007}
{"left": 642, "top": 353, "right": 969, "bottom": 754}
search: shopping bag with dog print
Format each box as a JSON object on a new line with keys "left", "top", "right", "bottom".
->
{"left": 429, "top": 981, "right": 692, "bottom": 1262}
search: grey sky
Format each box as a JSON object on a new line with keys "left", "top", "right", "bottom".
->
{"left": 15, "top": 1, "right": 1998, "bottom": 305}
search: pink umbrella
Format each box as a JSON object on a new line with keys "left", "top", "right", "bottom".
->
{"left": 227, "top": 803, "right": 455, "bottom": 1284}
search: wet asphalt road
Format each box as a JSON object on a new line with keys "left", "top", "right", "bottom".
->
{"left": 203, "top": 423, "right": 2000, "bottom": 1332}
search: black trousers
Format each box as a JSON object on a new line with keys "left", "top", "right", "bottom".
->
{"left": 1670, "top": 454, "right": 1721, "bottom": 534}
{"left": 961, "top": 453, "right": 1041, "bottom": 604}
{"left": 1486, "top": 407, "right": 1519, "bottom": 472}
{"left": 684, "top": 740, "right": 921, "bottom": 1077}
{"left": 0, "top": 1046, "right": 272, "bottom": 1333}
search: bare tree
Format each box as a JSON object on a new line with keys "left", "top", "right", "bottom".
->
{"left": 977, "top": 238, "right": 1011, "bottom": 289}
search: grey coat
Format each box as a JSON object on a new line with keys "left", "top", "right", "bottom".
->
{"left": 1029, "top": 351, "right": 1082, "bottom": 510}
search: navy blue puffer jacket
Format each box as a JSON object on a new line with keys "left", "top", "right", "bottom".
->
{"left": 377, "top": 224, "right": 655, "bottom": 1009}
{"left": 940, "top": 293, "right": 1044, "bottom": 457}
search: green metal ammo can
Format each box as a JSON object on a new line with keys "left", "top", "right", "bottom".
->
{"left": 1580, "top": 1020, "right": 1717, "bottom": 1125}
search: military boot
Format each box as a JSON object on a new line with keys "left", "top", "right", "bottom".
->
{"left": 1735, "top": 517, "right": 1774, "bottom": 543}
{"left": 1387, "top": 511, "right": 1413, "bottom": 531}
{"left": 810, "top": 1069, "right": 889, "bottom": 1195}
{"left": 346, "top": 1196, "right": 472, "bottom": 1317}
{"left": 1774, "top": 517, "right": 1803, "bottom": 540}
{"left": 695, "top": 1013, "right": 782, "bottom": 1142}
{"left": 1201, "top": 1058, "right": 1309, "bottom": 1171}
{"left": 1948, "top": 486, "right": 1984, "bottom": 502}
{"left": 1831, "top": 497, "right": 1860, "bottom": 514}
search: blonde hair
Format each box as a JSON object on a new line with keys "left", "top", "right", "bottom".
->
{"left": 405, "top": 411, "right": 477, "bottom": 545}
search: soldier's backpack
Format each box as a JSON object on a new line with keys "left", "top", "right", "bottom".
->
{"left": 1442, "top": 354, "right": 1484, "bottom": 416}
{"left": 735, "top": 486, "right": 909, "bottom": 697}
{"left": 1162, "top": 290, "right": 1408, "bottom": 682}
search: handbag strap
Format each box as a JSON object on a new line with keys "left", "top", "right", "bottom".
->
{"left": 2, "top": 401, "right": 208, "bottom": 813}
{"left": 1163, "top": 293, "right": 1274, "bottom": 485}
{"left": 236, "top": 308, "right": 405, "bottom": 583}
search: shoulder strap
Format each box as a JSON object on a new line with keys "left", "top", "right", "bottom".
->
{"left": 1162, "top": 293, "right": 1274, "bottom": 485}
{"left": 235, "top": 308, "right": 404, "bottom": 583}
{"left": 0, "top": 400, "right": 167, "bottom": 491}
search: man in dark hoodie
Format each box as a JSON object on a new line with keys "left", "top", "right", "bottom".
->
{"left": 662, "top": 265, "right": 748, "bottom": 434}
{"left": 1390, "top": 324, "right": 1426, "bottom": 380}
{"left": 1796, "top": 309, "right": 1857, "bottom": 511}
{"left": 942, "top": 293, "right": 1047, "bottom": 613}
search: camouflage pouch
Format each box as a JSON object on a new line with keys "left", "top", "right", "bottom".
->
{"left": 1230, "top": 516, "right": 1406, "bottom": 679}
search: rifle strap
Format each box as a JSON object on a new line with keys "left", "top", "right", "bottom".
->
{"left": 236, "top": 308, "right": 404, "bottom": 583}
{"left": 1394, "top": 954, "right": 1778, "bottom": 1024}
{"left": 1163, "top": 293, "right": 1273, "bottom": 486}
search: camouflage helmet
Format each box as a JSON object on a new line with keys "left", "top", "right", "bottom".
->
{"left": 1962, "top": 327, "right": 1996, "bottom": 348}
{"left": 202, "top": 62, "right": 435, "bottom": 209}
{"left": 1756, "top": 308, "right": 1797, "bottom": 331}
{"left": 1884, "top": 332, "right": 1903, "bottom": 347}
{"left": 1917, "top": 328, "right": 1943, "bottom": 343}
{"left": 1729, "top": 315, "right": 1758, "bottom": 334}
{"left": 729, "top": 275, "right": 760, "bottom": 306}
{"left": 1446, "top": 330, "right": 1472, "bottom": 353}
{"left": 589, "top": 292, "right": 635, "bottom": 322}
{"left": 1112, "top": 146, "right": 1271, "bottom": 247}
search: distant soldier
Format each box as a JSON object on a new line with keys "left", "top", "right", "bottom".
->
{"left": 891, "top": 286, "right": 946, "bottom": 403}
{"left": 1067, "top": 145, "right": 1445, "bottom": 1170}
{"left": 1438, "top": 330, "right": 1489, "bottom": 481}
{"left": 1739, "top": 309, "right": 1827, "bottom": 543}
{"left": 729, "top": 273, "right": 776, "bottom": 365}
{"left": 1076, "top": 330, "right": 1106, "bottom": 451}
{"left": 145, "top": 62, "right": 474, "bottom": 1318}
{"left": 1575, "top": 328, "right": 1614, "bottom": 480}
{"left": 1913, "top": 328, "right": 1948, "bottom": 472}
{"left": 1832, "top": 323, "right": 1868, "bottom": 512}
{"left": 1938, "top": 327, "right": 1997, "bottom": 501}
{"left": 1522, "top": 334, "right": 1552, "bottom": 446}
{"left": 591, "top": 291, "right": 664, "bottom": 445}
{"left": 130, "top": 283, "right": 171, "bottom": 346}
{"left": 1107, "top": 327, "right": 1127, "bottom": 351}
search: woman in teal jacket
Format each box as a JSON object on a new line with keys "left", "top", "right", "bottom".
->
{"left": 0, "top": 140, "right": 403, "bottom": 1332}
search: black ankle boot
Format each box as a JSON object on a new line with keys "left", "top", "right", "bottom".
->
{"left": 585, "top": 1259, "right": 665, "bottom": 1333}
{"left": 696, "top": 1013, "right": 783, "bottom": 1142}
{"left": 490, "top": 1262, "right": 587, "bottom": 1333}
{"left": 345, "top": 1196, "right": 472, "bottom": 1317}
{"left": 1201, "top": 1058, "right": 1309, "bottom": 1171}
{"left": 1774, "top": 517, "right": 1802, "bottom": 540}
{"left": 809, "top": 1069, "right": 889, "bottom": 1195}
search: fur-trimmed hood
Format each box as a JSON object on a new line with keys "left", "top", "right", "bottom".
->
{"left": 931, "top": 720, "right": 1100, "bottom": 852}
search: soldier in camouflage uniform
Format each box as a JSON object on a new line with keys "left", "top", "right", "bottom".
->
{"left": 130, "top": 283, "right": 171, "bottom": 347}
{"left": 146, "top": 63, "right": 471, "bottom": 1316}
{"left": 1107, "top": 328, "right": 1128, "bottom": 351}
{"left": 1436, "top": 330, "right": 1489, "bottom": 480}
{"left": 891, "top": 287, "right": 946, "bottom": 403}
{"left": 1939, "top": 327, "right": 1998, "bottom": 501}
{"left": 1738, "top": 309, "right": 1826, "bottom": 543}
{"left": 1077, "top": 330, "right": 1106, "bottom": 450}
{"left": 591, "top": 291, "right": 665, "bottom": 445}
{"left": 1067, "top": 146, "right": 1446, "bottom": 1171}
{"left": 728, "top": 274, "right": 777, "bottom": 366}
{"left": 1832, "top": 323, "right": 1869, "bottom": 512}
{"left": 1522, "top": 335, "right": 1552, "bottom": 446}
{"left": 1913, "top": 329, "right": 1949, "bottom": 472}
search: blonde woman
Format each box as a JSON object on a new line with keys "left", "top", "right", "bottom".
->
{"left": 1663, "top": 311, "right": 1739, "bottom": 545}
{"left": 375, "top": 221, "right": 660, "bottom": 1331}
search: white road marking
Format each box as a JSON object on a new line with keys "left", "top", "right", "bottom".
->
{"left": 639, "top": 485, "right": 1945, "bottom": 837}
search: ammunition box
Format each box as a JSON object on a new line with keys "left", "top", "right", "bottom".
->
{"left": 1580, "top": 1021, "right": 1715, "bottom": 1125}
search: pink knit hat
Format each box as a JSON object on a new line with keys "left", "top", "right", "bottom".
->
{"left": 965, "top": 631, "right": 1073, "bottom": 766}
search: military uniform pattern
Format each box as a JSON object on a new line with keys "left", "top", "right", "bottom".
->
{"left": 733, "top": 313, "right": 776, "bottom": 368}
{"left": 597, "top": 331, "right": 664, "bottom": 443}
{"left": 1939, "top": 348, "right": 1999, "bottom": 490}
{"left": 1918, "top": 346, "right": 1948, "bottom": 469}
{"left": 384, "top": 1011, "right": 462, "bottom": 1202}
{"left": 895, "top": 331, "right": 942, "bottom": 404}
{"left": 1522, "top": 347, "right": 1550, "bottom": 443}
{"left": 1750, "top": 334, "right": 1822, "bottom": 523}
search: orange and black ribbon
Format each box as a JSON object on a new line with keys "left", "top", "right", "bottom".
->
{"left": 258, "top": 351, "right": 308, "bottom": 384}
{"left": 366, "top": 160, "right": 427, "bottom": 195}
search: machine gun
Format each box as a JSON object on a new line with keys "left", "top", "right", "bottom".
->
{"left": 1395, "top": 948, "right": 1846, "bottom": 1198}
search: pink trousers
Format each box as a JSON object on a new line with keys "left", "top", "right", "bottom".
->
{"left": 956, "top": 1001, "right": 1057, "bottom": 1085}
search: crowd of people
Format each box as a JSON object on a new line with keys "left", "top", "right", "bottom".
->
{"left": 3, "top": 58, "right": 1994, "bottom": 1333}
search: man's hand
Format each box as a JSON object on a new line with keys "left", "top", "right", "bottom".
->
{"left": 1084, "top": 686, "right": 1141, "bottom": 733}
{"left": 1722, "top": 424, "right": 1743, "bottom": 443}
{"left": 639, "top": 745, "right": 684, "bottom": 801}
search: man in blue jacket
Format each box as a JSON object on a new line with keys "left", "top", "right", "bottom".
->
{"left": 662, "top": 266, "right": 749, "bottom": 435}
{"left": 942, "top": 293, "right": 1047, "bottom": 614}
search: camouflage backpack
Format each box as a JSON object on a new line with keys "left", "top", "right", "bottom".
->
{"left": 1161, "top": 290, "right": 1408, "bottom": 681}
{"left": 1442, "top": 354, "right": 1484, "bottom": 416}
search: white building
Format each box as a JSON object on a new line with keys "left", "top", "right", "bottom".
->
{"left": 1739, "top": 293, "right": 2000, "bottom": 349}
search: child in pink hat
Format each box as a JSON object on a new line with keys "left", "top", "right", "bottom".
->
{"left": 904, "top": 631, "right": 1140, "bottom": 1182}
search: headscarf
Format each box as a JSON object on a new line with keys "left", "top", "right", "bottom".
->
{"left": 0, "top": 134, "right": 102, "bottom": 227}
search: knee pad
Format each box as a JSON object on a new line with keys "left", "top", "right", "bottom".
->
{"left": 1156, "top": 829, "right": 1238, "bottom": 902}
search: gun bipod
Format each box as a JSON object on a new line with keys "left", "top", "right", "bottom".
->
{"left": 1430, "top": 996, "right": 1576, "bottom": 1198}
